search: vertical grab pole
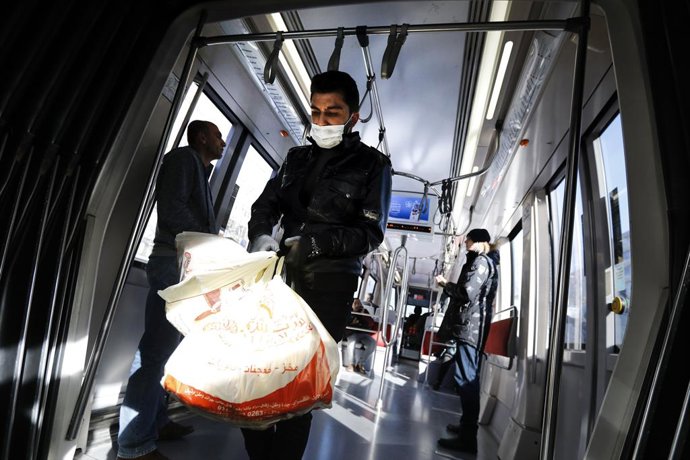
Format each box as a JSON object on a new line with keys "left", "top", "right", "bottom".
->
{"left": 376, "top": 236, "right": 409, "bottom": 409}
{"left": 540, "top": 2, "right": 590, "bottom": 459}
{"left": 65, "top": 12, "right": 207, "bottom": 441}
{"left": 423, "top": 287, "right": 443, "bottom": 386}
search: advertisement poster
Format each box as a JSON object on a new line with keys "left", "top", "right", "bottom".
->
{"left": 388, "top": 195, "right": 430, "bottom": 223}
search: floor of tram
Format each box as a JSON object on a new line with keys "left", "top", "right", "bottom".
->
{"left": 78, "top": 351, "right": 499, "bottom": 460}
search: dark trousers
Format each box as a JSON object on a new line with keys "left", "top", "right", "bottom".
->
{"left": 240, "top": 270, "right": 357, "bottom": 460}
{"left": 118, "top": 256, "right": 181, "bottom": 457}
{"left": 453, "top": 342, "right": 482, "bottom": 431}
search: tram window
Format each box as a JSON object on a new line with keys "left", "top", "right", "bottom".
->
{"left": 510, "top": 229, "right": 524, "bottom": 309}
{"left": 365, "top": 274, "right": 378, "bottom": 305}
{"left": 134, "top": 82, "right": 233, "bottom": 263}
{"left": 593, "top": 114, "right": 631, "bottom": 352}
{"left": 222, "top": 144, "right": 274, "bottom": 248}
{"left": 164, "top": 82, "right": 233, "bottom": 163}
{"left": 548, "top": 178, "right": 587, "bottom": 350}
{"left": 498, "top": 241, "right": 512, "bottom": 309}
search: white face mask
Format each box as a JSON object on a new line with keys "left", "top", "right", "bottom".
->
{"left": 309, "top": 116, "right": 352, "bottom": 149}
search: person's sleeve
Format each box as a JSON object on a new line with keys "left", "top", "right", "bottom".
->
{"left": 156, "top": 152, "right": 207, "bottom": 236}
{"left": 247, "top": 161, "right": 285, "bottom": 240}
{"left": 443, "top": 257, "right": 491, "bottom": 307}
{"left": 308, "top": 159, "right": 392, "bottom": 257}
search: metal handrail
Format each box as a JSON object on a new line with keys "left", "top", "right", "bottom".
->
{"left": 420, "top": 292, "right": 446, "bottom": 386}
{"left": 376, "top": 235, "right": 410, "bottom": 409}
{"left": 359, "top": 40, "right": 389, "bottom": 156}
{"left": 195, "top": 19, "right": 571, "bottom": 48}
{"left": 540, "top": 2, "right": 591, "bottom": 458}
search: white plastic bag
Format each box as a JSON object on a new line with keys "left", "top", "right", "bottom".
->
{"left": 161, "top": 232, "right": 277, "bottom": 336}
{"left": 175, "top": 231, "right": 252, "bottom": 281}
{"left": 161, "top": 256, "right": 340, "bottom": 428}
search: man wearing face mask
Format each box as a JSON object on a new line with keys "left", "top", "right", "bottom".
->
{"left": 244, "top": 70, "right": 392, "bottom": 459}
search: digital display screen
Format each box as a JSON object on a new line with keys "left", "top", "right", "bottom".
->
{"left": 388, "top": 195, "right": 431, "bottom": 223}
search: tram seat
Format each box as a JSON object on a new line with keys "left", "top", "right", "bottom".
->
{"left": 374, "top": 323, "right": 394, "bottom": 347}
{"left": 484, "top": 306, "right": 518, "bottom": 368}
{"left": 421, "top": 330, "right": 444, "bottom": 356}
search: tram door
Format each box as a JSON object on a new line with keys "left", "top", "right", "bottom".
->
{"left": 548, "top": 111, "right": 631, "bottom": 458}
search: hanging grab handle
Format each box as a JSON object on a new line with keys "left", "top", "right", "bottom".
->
{"left": 381, "top": 23, "right": 408, "bottom": 79}
{"left": 327, "top": 27, "right": 344, "bottom": 71}
{"left": 358, "top": 76, "right": 374, "bottom": 123}
{"left": 353, "top": 26, "right": 374, "bottom": 123}
{"left": 263, "top": 32, "right": 284, "bottom": 84}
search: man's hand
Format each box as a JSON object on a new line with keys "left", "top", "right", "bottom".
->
{"left": 249, "top": 234, "right": 279, "bottom": 253}
{"left": 284, "top": 236, "right": 306, "bottom": 268}
{"left": 435, "top": 274, "right": 448, "bottom": 287}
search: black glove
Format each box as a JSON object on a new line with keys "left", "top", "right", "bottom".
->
{"left": 284, "top": 235, "right": 324, "bottom": 268}
{"left": 284, "top": 236, "right": 307, "bottom": 268}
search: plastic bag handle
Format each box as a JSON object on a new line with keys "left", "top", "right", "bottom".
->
{"left": 261, "top": 255, "right": 284, "bottom": 283}
{"left": 273, "top": 256, "right": 285, "bottom": 278}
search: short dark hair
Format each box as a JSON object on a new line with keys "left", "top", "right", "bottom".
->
{"left": 187, "top": 120, "right": 209, "bottom": 145}
{"left": 310, "top": 71, "right": 360, "bottom": 113}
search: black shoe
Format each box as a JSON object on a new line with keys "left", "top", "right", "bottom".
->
{"left": 437, "top": 435, "right": 478, "bottom": 454}
{"left": 446, "top": 423, "right": 459, "bottom": 434}
{"left": 158, "top": 421, "right": 194, "bottom": 441}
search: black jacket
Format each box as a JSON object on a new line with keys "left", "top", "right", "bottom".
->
{"left": 248, "top": 133, "right": 392, "bottom": 275}
{"left": 438, "top": 250, "right": 499, "bottom": 348}
{"left": 151, "top": 146, "right": 218, "bottom": 257}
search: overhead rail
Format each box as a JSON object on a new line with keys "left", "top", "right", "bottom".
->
{"left": 195, "top": 18, "right": 580, "bottom": 159}
{"left": 194, "top": 19, "right": 575, "bottom": 48}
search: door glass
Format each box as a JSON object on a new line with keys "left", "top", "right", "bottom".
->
{"left": 510, "top": 230, "right": 523, "bottom": 309}
{"left": 135, "top": 82, "right": 232, "bottom": 263}
{"left": 498, "top": 241, "right": 512, "bottom": 309}
{"left": 549, "top": 179, "right": 587, "bottom": 350}
{"left": 223, "top": 145, "right": 274, "bottom": 248}
{"left": 593, "top": 114, "right": 631, "bottom": 352}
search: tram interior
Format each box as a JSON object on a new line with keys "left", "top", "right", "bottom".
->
{"left": 2, "top": 0, "right": 686, "bottom": 459}
{"left": 77, "top": 2, "right": 622, "bottom": 459}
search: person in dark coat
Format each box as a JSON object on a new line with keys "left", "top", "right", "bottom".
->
{"left": 117, "top": 120, "right": 226, "bottom": 460}
{"left": 434, "top": 228, "right": 499, "bottom": 454}
{"left": 244, "top": 70, "right": 392, "bottom": 460}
